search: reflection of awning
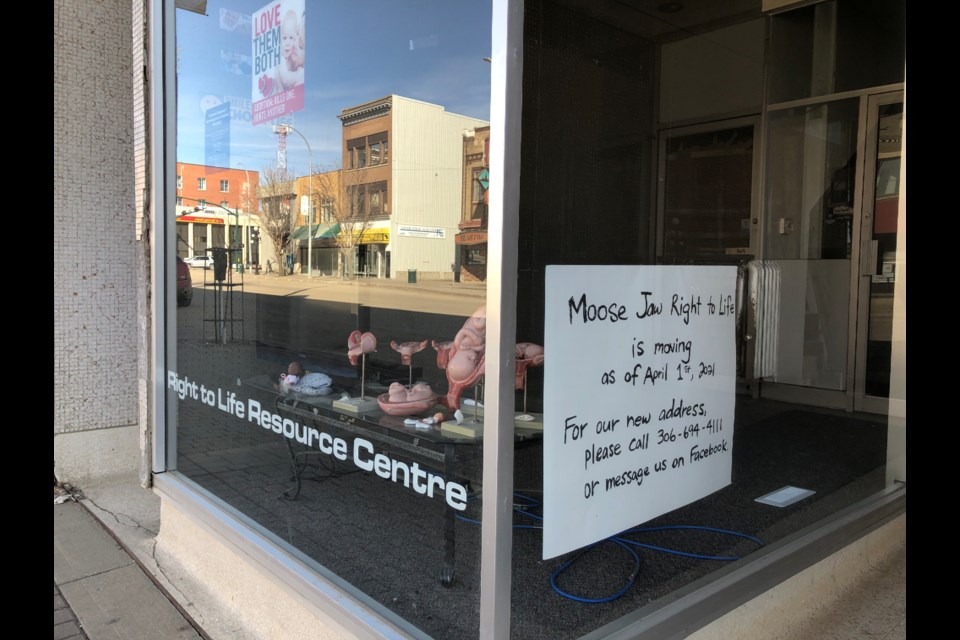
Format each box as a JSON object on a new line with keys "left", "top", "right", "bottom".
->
{"left": 455, "top": 231, "right": 488, "bottom": 245}
{"left": 177, "top": 215, "right": 225, "bottom": 225}
{"left": 354, "top": 229, "right": 389, "bottom": 244}
{"left": 291, "top": 222, "right": 341, "bottom": 241}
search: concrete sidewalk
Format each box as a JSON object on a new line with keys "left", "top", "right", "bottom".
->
{"left": 54, "top": 479, "right": 905, "bottom": 640}
{"left": 53, "top": 496, "right": 203, "bottom": 640}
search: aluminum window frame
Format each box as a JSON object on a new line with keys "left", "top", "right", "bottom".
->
{"left": 149, "top": 2, "right": 904, "bottom": 638}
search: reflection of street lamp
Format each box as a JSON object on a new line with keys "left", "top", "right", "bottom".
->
{"left": 274, "top": 124, "right": 314, "bottom": 277}
{"left": 235, "top": 162, "right": 253, "bottom": 264}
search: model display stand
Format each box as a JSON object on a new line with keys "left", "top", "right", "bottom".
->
{"left": 440, "top": 386, "right": 485, "bottom": 438}
{"left": 513, "top": 412, "right": 544, "bottom": 431}
{"left": 447, "top": 397, "right": 544, "bottom": 432}
{"left": 336, "top": 331, "right": 380, "bottom": 415}
{"left": 440, "top": 420, "right": 484, "bottom": 438}
{"left": 333, "top": 394, "right": 381, "bottom": 415}
{"left": 514, "top": 342, "right": 545, "bottom": 430}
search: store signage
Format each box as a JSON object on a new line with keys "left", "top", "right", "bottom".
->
{"left": 251, "top": 0, "right": 306, "bottom": 126}
{"left": 165, "top": 371, "right": 470, "bottom": 510}
{"left": 357, "top": 231, "right": 389, "bottom": 244}
{"left": 204, "top": 101, "right": 231, "bottom": 168}
{"left": 398, "top": 225, "right": 445, "bottom": 239}
{"left": 542, "top": 265, "right": 737, "bottom": 559}
{"left": 178, "top": 216, "right": 225, "bottom": 225}
{"left": 455, "top": 231, "right": 488, "bottom": 245}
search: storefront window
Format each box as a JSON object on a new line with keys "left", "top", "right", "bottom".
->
{"left": 165, "top": 0, "right": 903, "bottom": 637}
{"left": 504, "top": 0, "right": 901, "bottom": 638}
{"left": 170, "top": 1, "right": 495, "bottom": 636}
{"left": 767, "top": 0, "right": 906, "bottom": 104}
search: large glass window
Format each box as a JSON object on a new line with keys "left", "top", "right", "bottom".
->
{"left": 504, "top": 0, "right": 900, "bottom": 638}
{"left": 165, "top": 1, "right": 903, "bottom": 638}
{"left": 767, "top": 0, "right": 906, "bottom": 104}
{"left": 171, "top": 1, "right": 493, "bottom": 637}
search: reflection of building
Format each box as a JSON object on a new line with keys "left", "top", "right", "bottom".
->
{"left": 292, "top": 170, "right": 342, "bottom": 275}
{"left": 175, "top": 163, "right": 261, "bottom": 265}
{"left": 336, "top": 95, "right": 489, "bottom": 279}
{"left": 456, "top": 126, "right": 490, "bottom": 282}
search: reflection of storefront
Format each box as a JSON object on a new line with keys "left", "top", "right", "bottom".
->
{"left": 176, "top": 215, "right": 225, "bottom": 258}
{"left": 457, "top": 126, "right": 490, "bottom": 282}
{"left": 354, "top": 228, "right": 389, "bottom": 277}
{"left": 455, "top": 224, "right": 488, "bottom": 282}
{"left": 292, "top": 224, "right": 391, "bottom": 277}
{"left": 292, "top": 222, "right": 340, "bottom": 275}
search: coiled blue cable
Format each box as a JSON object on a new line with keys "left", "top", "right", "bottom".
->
{"left": 456, "top": 492, "right": 765, "bottom": 603}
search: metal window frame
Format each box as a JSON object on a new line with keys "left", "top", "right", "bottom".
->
{"left": 149, "top": 2, "right": 904, "bottom": 639}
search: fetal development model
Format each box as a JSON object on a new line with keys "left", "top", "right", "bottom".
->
{"left": 390, "top": 339, "right": 429, "bottom": 365}
{"left": 431, "top": 340, "right": 453, "bottom": 370}
{"left": 445, "top": 305, "right": 487, "bottom": 410}
{"left": 514, "top": 343, "right": 545, "bottom": 390}
{"left": 347, "top": 331, "right": 377, "bottom": 365}
{"left": 377, "top": 381, "right": 438, "bottom": 416}
{"left": 388, "top": 381, "right": 435, "bottom": 402}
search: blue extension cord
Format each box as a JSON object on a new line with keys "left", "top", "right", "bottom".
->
{"left": 456, "top": 492, "right": 765, "bottom": 603}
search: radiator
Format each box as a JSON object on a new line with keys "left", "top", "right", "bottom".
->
{"left": 746, "top": 260, "right": 780, "bottom": 379}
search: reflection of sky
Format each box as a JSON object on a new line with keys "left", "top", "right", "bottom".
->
{"left": 176, "top": 0, "right": 492, "bottom": 176}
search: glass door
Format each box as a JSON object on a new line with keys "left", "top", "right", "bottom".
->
{"left": 760, "top": 98, "right": 859, "bottom": 405}
{"left": 657, "top": 118, "right": 760, "bottom": 264}
{"left": 854, "top": 92, "right": 903, "bottom": 413}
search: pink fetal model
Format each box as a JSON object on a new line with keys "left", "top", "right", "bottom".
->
{"left": 514, "top": 343, "right": 545, "bottom": 390}
{"left": 390, "top": 339, "right": 429, "bottom": 365}
{"left": 378, "top": 382, "right": 438, "bottom": 416}
{"left": 347, "top": 331, "right": 377, "bottom": 365}
{"left": 445, "top": 305, "right": 487, "bottom": 410}
{"left": 388, "top": 382, "right": 435, "bottom": 402}
{"left": 431, "top": 340, "right": 453, "bottom": 370}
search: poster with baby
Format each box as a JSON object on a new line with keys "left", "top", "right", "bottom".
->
{"left": 251, "top": 0, "right": 305, "bottom": 126}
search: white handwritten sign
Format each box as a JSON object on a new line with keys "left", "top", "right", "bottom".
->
{"left": 542, "top": 265, "right": 737, "bottom": 559}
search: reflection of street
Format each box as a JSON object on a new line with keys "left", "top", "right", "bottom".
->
{"left": 172, "top": 273, "right": 491, "bottom": 638}
{"left": 186, "top": 268, "right": 483, "bottom": 316}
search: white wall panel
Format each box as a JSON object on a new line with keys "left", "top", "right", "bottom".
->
{"left": 390, "top": 96, "right": 488, "bottom": 277}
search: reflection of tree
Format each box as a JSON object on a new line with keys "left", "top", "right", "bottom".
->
{"left": 311, "top": 167, "right": 381, "bottom": 279}
{"left": 258, "top": 165, "right": 297, "bottom": 275}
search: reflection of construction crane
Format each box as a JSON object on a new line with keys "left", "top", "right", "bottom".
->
{"left": 272, "top": 124, "right": 288, "bottom": 169}
{"left": 272, "top": 116, "right": 295, "bottom": 169}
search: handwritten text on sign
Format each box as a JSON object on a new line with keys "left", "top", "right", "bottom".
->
{"left": 542, "top": 265, "right": 737, "bottom": 559}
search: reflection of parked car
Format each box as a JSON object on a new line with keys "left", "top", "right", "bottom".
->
{"left": 176, "top": 255, "right": 193, "bottom": 307}
{"left": 185, "top": 255, "right": 214, "bottom": 269}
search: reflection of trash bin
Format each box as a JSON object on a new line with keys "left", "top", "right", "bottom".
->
{"left": 407, "top": 269, "right": 417, "bottom": 283}
{"left": 237, "top": 263, "right": 244, "bottom": 274}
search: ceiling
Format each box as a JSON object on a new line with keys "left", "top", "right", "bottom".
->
{"left": 552, "top": 0, "right": 766, "bottom": 43}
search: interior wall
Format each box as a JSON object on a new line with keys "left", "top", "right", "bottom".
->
{"left": 516, "top": 0, "right": 656, "bottom": 383}
{"left": 659, "top": 19, "right": 766, "bottom": 125}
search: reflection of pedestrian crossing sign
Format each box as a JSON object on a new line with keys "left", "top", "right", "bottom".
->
{"left": 478, "top": 168, "right": 489, "bottom": 191}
